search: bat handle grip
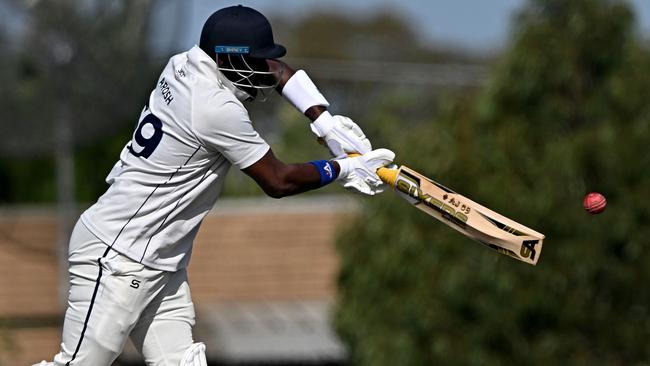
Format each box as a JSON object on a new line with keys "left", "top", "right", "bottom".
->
{"left": 376, "top": 165, "right": 399, "bottom": 187}
{"left": 347, "top": 153, "right": 399, "bottom": 187}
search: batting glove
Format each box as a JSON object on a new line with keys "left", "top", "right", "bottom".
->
{"left": 336, "top": 148, "right": 395, "bottom": 196}
{"left": 311, "top": 113, "right": 372, "bottom": 157}
{"left": 311, "top": 113, "right": 381, "bottom": 194}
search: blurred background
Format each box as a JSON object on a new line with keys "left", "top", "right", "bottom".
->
{"left": 1, "top": 0, "right": 650, "bottom": 365}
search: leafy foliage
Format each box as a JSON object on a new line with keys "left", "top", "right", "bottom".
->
{"left": 0, "top": 0, "right": 161, "bottom": 203}
{"left": 335, "top": 0, "right": 650, "bottom": 364}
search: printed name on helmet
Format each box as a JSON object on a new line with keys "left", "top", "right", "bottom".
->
{"left": 159, "top": 77, "right": 174, "bottom": 106}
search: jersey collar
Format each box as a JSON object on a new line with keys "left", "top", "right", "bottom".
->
{"left": 187, "top": 46, "right": 252, "bottom": 102}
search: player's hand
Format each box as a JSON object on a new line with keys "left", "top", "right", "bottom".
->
{"left": 320, "top": 115, "right": 372, "bottom": 157}
{"left": 312, "top": 114, "right": 372, "bottom": 158}
{"left": 314, "top": 114, "right": 376, "bottom": 194}
{"left": 310, "top": 113, "right": 377, "bottom": 194}
{"left": 335, "top": 148, "right": 395, "bottom": 196}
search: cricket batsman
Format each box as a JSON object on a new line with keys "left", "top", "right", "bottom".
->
{"left": 33, "top": 5, "right": 393, "bottom": 366}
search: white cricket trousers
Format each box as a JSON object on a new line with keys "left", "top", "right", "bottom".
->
{"left": 52, "top": 220, "right": 196, "bottom": 366}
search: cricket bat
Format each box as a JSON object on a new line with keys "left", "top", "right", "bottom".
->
{"left": 376, "top": 163, "right": 545, "bottom": 265}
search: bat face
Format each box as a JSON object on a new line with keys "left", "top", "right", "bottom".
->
{"left": 380, "top": 166, "right": 544, "bottom": 265}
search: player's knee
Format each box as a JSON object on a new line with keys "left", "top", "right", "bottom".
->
{"left": 179, "top": 342, "right": 207, "bottom": 366}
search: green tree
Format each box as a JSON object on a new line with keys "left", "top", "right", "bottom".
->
{"left": 0, "top": 0, "right": 162, "bottom": 203}
{"left": 335, "top": 0, "right": 650, "bottom": 365}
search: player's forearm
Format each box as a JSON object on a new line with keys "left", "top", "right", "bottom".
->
{"left": 265, "top": 161, "right": 341, "bottom": 198}
{"left": 270, "top": 59, "right": 294, "bottom": 94}
{"left": 269, "top": 60, "right": 328, "bottom": 122}
{"left": 243, "top": 150, "right": 340, "bottom": 199}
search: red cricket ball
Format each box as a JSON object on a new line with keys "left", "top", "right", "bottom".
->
{"left": 583, "top": 192, "right": 607, "bottom": 214}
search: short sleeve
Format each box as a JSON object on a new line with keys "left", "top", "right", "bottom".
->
{"left": 192, "top": 97, "right": 270, "bottom": 169}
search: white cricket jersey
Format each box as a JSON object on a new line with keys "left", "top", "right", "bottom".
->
{"left": 81, "top": 46, "right": 270, "bottom": 271}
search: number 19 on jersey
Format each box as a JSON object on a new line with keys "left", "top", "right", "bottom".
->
{"left": 127, "top": 108, "right": 163, "bottom": 159}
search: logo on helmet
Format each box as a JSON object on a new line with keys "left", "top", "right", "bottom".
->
{"left": 214, "top": 46, "right": 250, "bottom": 54}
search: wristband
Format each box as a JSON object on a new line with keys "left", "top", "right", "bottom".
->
{"left": 309, "top": 160, "right": 338, "bottom": 186}
{"left": 282, "top": 70, "right": 330, "bottom": 113}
